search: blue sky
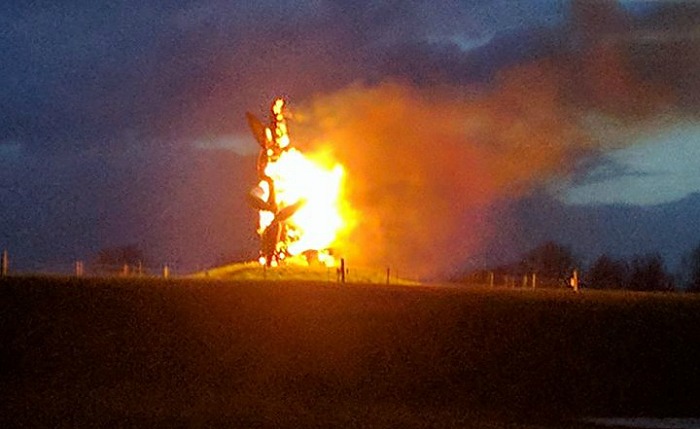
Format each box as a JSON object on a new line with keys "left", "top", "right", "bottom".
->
{"left": 562, "top": 121, "right": 700, "bottom": 205}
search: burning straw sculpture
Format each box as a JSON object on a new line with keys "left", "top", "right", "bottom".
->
{"left": 246, "top": 98, "right": 346, "bottom": 267}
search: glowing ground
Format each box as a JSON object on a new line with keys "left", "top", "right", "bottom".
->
{"left": 191, "top": 261, "right": 420, "bottom": 285}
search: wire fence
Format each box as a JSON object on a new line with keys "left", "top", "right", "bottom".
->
{"left": 0, "top": 250, "right": 182, "bottom": 279}
{"left": 459, "top": 269, "right": 573, "bottom": 289}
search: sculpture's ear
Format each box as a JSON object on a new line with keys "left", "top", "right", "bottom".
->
{"left": 246, "top": 112, "right": 268, "bottom": 149}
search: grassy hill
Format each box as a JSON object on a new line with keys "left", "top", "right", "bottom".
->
{"left": 191, "top": 261, "right": 420, "bottom": 285}
{"left": 1, "top": 276, "right": 700, "bottom": 428}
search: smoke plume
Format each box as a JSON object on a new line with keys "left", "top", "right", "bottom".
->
{"left": 294, "top": 46, "right": 676, "bottom": 277}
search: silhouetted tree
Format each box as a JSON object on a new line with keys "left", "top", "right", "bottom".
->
{"left": 94, "top": 244, "right": 145, "bottom": 274}
{"left": 680, "top": 244, "right": 700, "bottom": 292}
{"left": 587, "top": 254, "right": 629, "bottom": 290}
{"left": 627, "top": 253, "right": 673, "bottom": 292}
{"left": 520, "top": 241, "right": 577, "bottom": 280}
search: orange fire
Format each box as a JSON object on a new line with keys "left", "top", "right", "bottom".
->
{"left": 252, "top": 98, "right": 351, "bottom": 267}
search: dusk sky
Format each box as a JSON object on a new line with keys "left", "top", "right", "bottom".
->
{"left": 1, "top": 0, "right": 699, "bottom": 276}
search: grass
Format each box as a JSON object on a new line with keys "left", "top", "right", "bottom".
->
{"left": 1, "top": 276, "right": 699, "bottom": 428}
{"left": 190, "top": 260, "right": 420, "bottom": 285}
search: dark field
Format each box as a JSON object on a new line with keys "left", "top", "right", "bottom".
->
{"left": 2, "top": 277, "right": 700, "bottom": 428}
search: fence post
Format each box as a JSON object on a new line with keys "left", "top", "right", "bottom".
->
{"left": 162, "top": 265, "right": 170, "bottom": 279}
{"left": 532, "top": 273, "right": 537, "bottom": 289}
{"left": 1, "top": 250, "right": 7, "bottom": 277}
{"left": 339, "top": 258, "right": 346, "bottom": 284}
{"left": 571, "top": 269, "right": 580, "bottom": 293}
{"left": 489, "top": 271, "right": 494, "bottom": 288}
{"left": 75, "top": 260, "right": 84, "bottom": 277}
{"left": 386, "top": 267, "right": 390, "bottom": 285}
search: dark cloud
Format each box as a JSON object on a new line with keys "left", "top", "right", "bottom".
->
{"left": 2, "top": 1, "right": 694, "bottom": 138}
{"left": 0, "top": 0, "right": 563, "bottom": 153}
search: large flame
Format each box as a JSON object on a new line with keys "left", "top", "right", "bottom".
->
{"left": 259, "top": 149, "right": 346, "bottom": 256}
{"left": 254, "top": 98, "right": 350, "bottom": 266}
